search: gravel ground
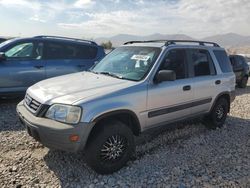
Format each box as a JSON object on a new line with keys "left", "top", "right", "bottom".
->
{"left": 0, "top": 82, "right": 250, "bottom": 188}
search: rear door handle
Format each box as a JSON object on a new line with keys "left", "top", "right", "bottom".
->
{"left": 215, "top": 80, "right": 221, "bottom": 85}
{"left": 34, "top": 65, "right": 44, "bottom": 69}
{"left": 183, "top": 85, "right": 191, "bottom": 91}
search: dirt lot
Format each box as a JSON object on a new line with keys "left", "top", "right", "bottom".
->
{"left": 0, "top": 82, "right": 250, "bottom": 188}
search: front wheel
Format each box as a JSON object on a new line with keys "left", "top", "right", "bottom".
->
{"left": 204, "top": 98, "right": 229, "bottom": 129}
{"left": 85, "top": 120, "right": 135, "bottom": 174}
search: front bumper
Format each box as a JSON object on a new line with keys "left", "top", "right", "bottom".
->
{"left": 16, "top": 101, "right": 94, "bottom": 153}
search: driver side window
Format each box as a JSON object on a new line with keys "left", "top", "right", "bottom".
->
{"left": 159, "top": 49, "right": 187, "bottom": 80}
{"left": 5, "top": 42, "right": 43, "bottom": 60}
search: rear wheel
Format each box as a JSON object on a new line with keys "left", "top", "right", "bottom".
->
{"left": 204, "top": 98, "right": 229, "bottom": 129}
{"left": 238, "top": 76, "right": 248, "bottom": 88}
{"left": 85, "top": 120, "right": 135, "bottom": 174}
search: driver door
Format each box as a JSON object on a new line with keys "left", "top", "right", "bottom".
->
{"left": 146, "top": 48, "right": 194, "bottom": 129}
{"left": 0, "top": 41, "right": 45, "bottom": 94}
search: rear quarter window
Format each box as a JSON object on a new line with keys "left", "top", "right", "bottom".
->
{"left": 213, "top": 50, "right": 233, "bottom": 73}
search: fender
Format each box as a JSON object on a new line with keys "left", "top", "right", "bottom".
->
{"left": 91, "top": 109, "right": 141, "bottom": 135}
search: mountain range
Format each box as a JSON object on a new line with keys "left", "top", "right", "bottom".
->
{"left": 95, "top": 33, "right": 250, "bottom": 48}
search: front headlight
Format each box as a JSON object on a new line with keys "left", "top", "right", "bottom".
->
{"left": 45, "top": 104, "right": 82, "bottom": 124}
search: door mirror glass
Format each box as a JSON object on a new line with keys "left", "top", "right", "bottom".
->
{"left": 155, "top": 70, "right": 176, "bottom": 83}
{"left": 0, "top": 52, "right": 6, "bottom": 61}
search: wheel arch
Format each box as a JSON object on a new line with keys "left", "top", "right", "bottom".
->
{"left": 84, "top": 110, "right": 141, "bottom": 150}
{"left": 210, "top": 92, "right": 231, "bottom": 113}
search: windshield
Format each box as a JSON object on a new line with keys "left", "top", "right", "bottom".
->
{"left": 91, "top": 46, "right": 161, "bottom": 81}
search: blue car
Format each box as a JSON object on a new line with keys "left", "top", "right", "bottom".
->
{"left": 0, "top": 36, "right": 105, "bottom": 97}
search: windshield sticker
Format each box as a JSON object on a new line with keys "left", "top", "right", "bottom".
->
{"left": 131, "top": 55, "right": 150, "bottom": 61}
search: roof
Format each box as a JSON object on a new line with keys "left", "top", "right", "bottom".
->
{"left": 3, "top": 36, "right": 97, "bottom": 46}
{"left": 34, "top": 35, "right": 97, "bottom": 45}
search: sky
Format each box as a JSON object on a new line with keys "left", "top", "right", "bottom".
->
{"left": 0, "top": 0, "right": 250, "bottom": 39}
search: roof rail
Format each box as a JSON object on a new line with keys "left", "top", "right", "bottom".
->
{"left": 165, "top": 40, "right": 220, "bottom": 47}
{"left": 124, "top": 40, "right": 220, "bottom": 47}
{"left": 34, "top": 35, "right": 97, "bottom": 45}
{"left": 124, "top": 40, "right": 166, "bottom": 45}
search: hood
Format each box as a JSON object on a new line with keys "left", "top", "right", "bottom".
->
{"left": 27, "top": 72, "right": 135, "bottom": 104}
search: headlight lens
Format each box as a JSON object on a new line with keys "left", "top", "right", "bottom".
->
{"left": 45, "top": 104, "right": 82, "bottom": 124}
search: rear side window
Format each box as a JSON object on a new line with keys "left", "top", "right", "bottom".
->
{"left": 45, "top": 42, "right": 65, "bottom": 59}
{"left": 45, "top": 42, "right": 98, "bottom": 60}
{"left": 189, "top": 49, "right": 215, "bottom": 77}
{"left": 76, "top": 45, "right": 97, "bottom": 59}
{"left": 213, "top": 50, "right": 232, "bottom": 73}
{"left": 64, "top": 44, "right": 97, "bottom": 59}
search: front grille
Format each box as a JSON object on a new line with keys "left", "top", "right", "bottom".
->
{"left": 24, "top": 94, "right": 41, "bottom": 113}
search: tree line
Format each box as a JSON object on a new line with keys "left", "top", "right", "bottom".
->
{"left": 101, "top": 41, "right": 113, "bottom": 49}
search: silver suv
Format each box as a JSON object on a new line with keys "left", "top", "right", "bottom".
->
{"left": 17, "top": 40, "right": 235, "bottom": 174}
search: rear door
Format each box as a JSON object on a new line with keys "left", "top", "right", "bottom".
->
{"left": 44, "top": 41, "right": 98, "bottom": 78}
{"left": 188, "top": 48, "right": 220, "bottom": 114}
{"left": 0, "top": 40, "right": 45, "bottom": 94}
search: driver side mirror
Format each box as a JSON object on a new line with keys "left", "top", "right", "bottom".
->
{"left": 0, "top": 52, "right": 6, "bottom": 62}
{"left": 155, "top": 70, "right": 176, "bottom": 83}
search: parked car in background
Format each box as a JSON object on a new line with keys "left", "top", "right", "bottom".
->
{"left": 0, "top": 36, "right": 105, "bottom": 97}
{"left": 245, "top": 57, "right": 250, "bottom": 70}
{"left": 17, "top": 40, "right": 235, "bottom": 174}
{"left": 229, "top": 55, "right": 249, "bottom": 88}
{"left": 0, "top": 38, "right": 7, "bottom": 44}
{"left": 0, "top": 37, "right": 12, "bottom": 44}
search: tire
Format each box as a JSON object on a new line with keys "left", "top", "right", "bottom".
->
{"left": 238, "top": 76, "right": 248, "bottom": 88}
{"left": 85, "top": 120, "right": 135, "bottom": 174}
{"left": 204, "top": 98, "right": 229, "bottom": 129}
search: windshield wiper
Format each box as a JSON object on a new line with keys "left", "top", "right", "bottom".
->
{"left": 89, "top": 70, "right": 137, "bottom": 81}
{"left": 88, "top": 70, "right": 99, "bottom": 74}
{"left": 88, "top": 70, "right": 122, "bottom": 79}
{"left": 98, "top": 71, "right": 123, "bottom": 79}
